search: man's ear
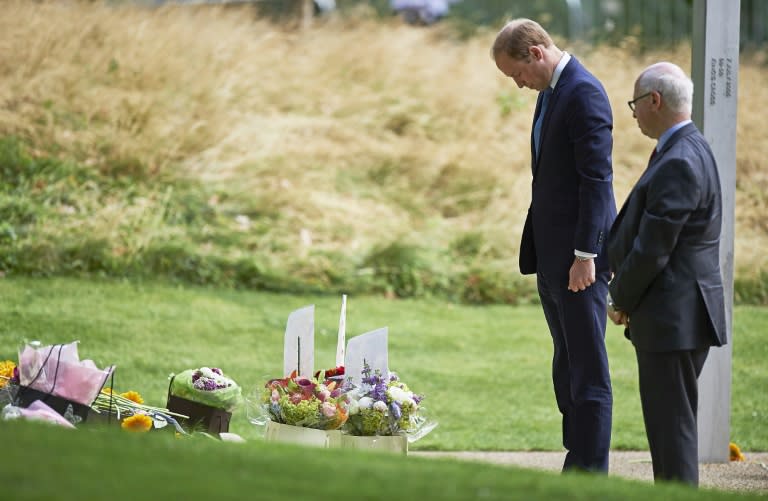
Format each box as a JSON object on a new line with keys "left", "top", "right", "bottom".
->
{"left": 651, "top": 90, "right": 662, "bottom": 108}
{"left": 529, "top": 45, "right": 543, "bottom": 61}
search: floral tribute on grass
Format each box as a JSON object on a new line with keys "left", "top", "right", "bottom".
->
{"left": 167, "top": 367, "right": 242, "bottom": 435}
{"left": 91, "top": 387, "right": 188, "bottom": 434}
{"left": 259, "top": 369, "right": 349, "bottom": 430}
{"left": 169, "top": 367, "right": 242, "bottom": 412}
{"left": 2, "top": 345, "right": 243, "bottom": 440}
{"left": 342, "top": 362, "right": 436, "bottom": 440}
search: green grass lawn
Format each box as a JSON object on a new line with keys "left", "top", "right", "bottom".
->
{"left": 0, "top": 421, "right": 755, "bottom": 501}
{"left": 0, "top": 277, "right": 765, "bottom": 453}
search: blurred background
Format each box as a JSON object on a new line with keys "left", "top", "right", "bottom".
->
{"left": 148, "top": 0, "right": 767, "bottom": 47}
{"left": 1, "top": 0, "right": 766, "bottom": 305}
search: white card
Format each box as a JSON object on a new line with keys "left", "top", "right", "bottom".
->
{"left": 283, "top": 305, "right": 314, "bottom": 377}
{"left": 344, "top": 327, "right": 388, "bottom": 386}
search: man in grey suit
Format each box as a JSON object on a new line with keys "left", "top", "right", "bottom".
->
{"left": 607, "top": 62, "right": 727, "bottom": 487}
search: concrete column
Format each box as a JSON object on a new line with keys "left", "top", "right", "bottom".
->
{"left": 691, "top": 0, "right": 739, "bottom": 463}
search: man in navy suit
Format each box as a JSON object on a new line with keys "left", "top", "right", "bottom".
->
{"left": 492, "top": 19, "right": 616, "bottom": 473}
{"left": 607, "top": 62, "right": 727, "bottom": 486}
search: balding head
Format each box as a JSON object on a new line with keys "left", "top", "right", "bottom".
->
{"left": 636, "top": 62, "right": 693, "bottom": 116}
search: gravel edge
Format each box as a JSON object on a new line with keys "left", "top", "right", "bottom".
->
{"left": 411, "top": 451, "right": 768, "bottom": 493}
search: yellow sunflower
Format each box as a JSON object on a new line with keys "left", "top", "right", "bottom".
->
{"left": 121, "top": 414, "right": 153, "bottom": 432}
{"left": 120, "top": 390, "right": 145, "bottom": 404}
{"left": 0, "top": 360, "right": 16, "bottom": 389}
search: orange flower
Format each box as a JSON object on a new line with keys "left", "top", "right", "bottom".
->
{"left": 120, "top": 390, "right": 145, "bottom": 404}
{"left": 101, "top": 387, "right": 113, "bottom": 394}
{"left": 729, "top": 442, "right": 745, "bottom": 462}
{"left": 121, "top": 414, "right": 153, "bottom": 432}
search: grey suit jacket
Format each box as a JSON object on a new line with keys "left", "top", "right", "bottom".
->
{"left": 607, "top": 122, "right": 727, "bottom": 352}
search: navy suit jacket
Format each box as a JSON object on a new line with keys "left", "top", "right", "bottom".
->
{"left": 519, "top": 56, "right": 616, "bottom": 277}
{"left": 607, "top": 123, "right": 727, "bottom": 352}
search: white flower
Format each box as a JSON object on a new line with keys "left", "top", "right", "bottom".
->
{"left": 358, "top": 396, "right": 374, "bottom": 409}
{"left": 347, "top": 388, "right": 364, "bottom": 400}
{"left": 348, "top": 399, "right": 360, "bottom": 415}
{"left": 373, "top": 400, "right": 388, "bottom": 413}
{"left": 387, "top": 386, "right": 412, "bottom": 404}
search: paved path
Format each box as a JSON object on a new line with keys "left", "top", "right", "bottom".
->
{"left": 412, "top": 451, "right": 768, "bottom": 494}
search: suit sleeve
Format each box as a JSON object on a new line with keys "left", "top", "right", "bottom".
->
{"left": 609, "top": 158, "right": 701, "bottom": 313}
{"left": 567, "top": 83, "right": 614, "bottom": 254}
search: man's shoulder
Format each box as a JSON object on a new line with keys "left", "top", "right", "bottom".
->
{"left": 560, "top": 58, "right": 608, "bottom": 92}
{"left": 666, "top": 124, "right": 711, "bottom": 156}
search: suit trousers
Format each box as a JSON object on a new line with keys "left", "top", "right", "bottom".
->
{"left": 635, "top": 347, "right": 709, "bottom": 486}
{"left": 537, "top": 269, "right": 612, "bottom": 472}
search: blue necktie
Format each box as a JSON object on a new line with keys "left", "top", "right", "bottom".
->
{"left": 533, "top": 88, "right": 552, "bottom": 158}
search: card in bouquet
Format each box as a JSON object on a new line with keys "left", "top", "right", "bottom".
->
{"left": 344, "top": 327, "right": 388, "bottom": 386}
{"left": 264, "top": 420, "right": 342, "bottom": 448}
{"left": 283, "top": 305, "right": 314, "bottom": 378}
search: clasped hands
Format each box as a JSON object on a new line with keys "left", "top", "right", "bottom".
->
{"left": 607, "top": 304, "right": 629, "bottom": 327}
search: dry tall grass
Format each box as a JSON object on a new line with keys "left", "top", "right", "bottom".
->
{"left": 1, "top": 1, "right": 766, "bottom": 283}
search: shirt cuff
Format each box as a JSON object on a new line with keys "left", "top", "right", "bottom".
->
{"left": 574, "top": 250, "right": 597, "bottom": 259}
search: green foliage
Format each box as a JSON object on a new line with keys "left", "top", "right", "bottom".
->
{"left": 734, "top": 272, "right": 768, "bottom": 305}
{"left": 496, "top": 91, "right": 527, "bottom": 117}
{"left": 0, "top": 137, "right": 539, "bottom": 303}
{"left": 362, "top": 242, "right": 439, "bottom": 298}
{"left": 2, "top": 135, "right": 767, "bottom": 305}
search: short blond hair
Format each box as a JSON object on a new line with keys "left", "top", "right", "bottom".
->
{"left": 491, "top": 19, "right": 554, "bottom": 60}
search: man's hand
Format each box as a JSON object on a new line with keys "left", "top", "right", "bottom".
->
{"left": 568, "top": 257, "right": 596, "bottom": 292}
{"left": 607, "top": 306, "right": 629, "bottom": 327}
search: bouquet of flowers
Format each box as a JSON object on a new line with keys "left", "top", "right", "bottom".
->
{"left": 169, "top": 367, "right": 242, "bottom": 412}
{"left": 0, "top": 359, "right": 19, "bottom": 407}
{"left": 91, "top": 388, "right": 188, "bottom": 433}
{"left": 343, "top": 363, "right": 436, "bottom": 440}
{"left": 260, "top": 370, "right": 349, "bottom": 430}
{"left": 0, "top": 360, "right": 17, "bottom": 389}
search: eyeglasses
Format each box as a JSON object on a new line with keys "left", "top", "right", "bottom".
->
{"left": 627, "top": 91, "right": 656, "bottom": 112}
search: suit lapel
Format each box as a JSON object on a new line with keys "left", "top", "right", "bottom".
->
{"left": 532, "top": 58, "right": 578, "bottom": 178}
{"left": 655, "top": 122, "right": 697, "bottom": 159}
{"left": 610, "top": 123, "right": 698, "bottom": 236}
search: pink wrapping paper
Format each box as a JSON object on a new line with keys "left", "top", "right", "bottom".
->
{"left": 20, "top": 400, "right": 76, "bottom": 429}
{"left": 19, "top": 341, "right": 114, "bottom": 406}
